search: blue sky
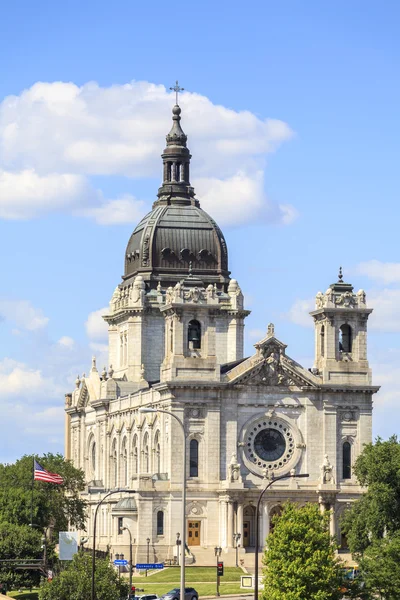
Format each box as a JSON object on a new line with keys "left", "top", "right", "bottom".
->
{"left": 0, "top": 0, "right": 399, "bottom": 462}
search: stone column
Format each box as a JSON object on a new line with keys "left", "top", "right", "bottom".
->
{"left": 227, "top": 501, "right": 234, "bottom": 547}
{"left": 330, "top": 503, "right": 337, "bottom": 539}
{"left": 237, "top": 503, "right": 243, "bottom": 539}
{"left": 262, "top": 502, "right": 269, "bottom": 546}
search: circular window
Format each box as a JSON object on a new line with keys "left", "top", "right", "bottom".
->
{"left": 254, "top": 429, "right": 286, "bottom": 461}
{"left": 241, "top": 415, "right": 300, "bottom": 477}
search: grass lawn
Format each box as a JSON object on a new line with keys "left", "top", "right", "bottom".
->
{"left": 134, "top": 566, "right": 243, "bottom": 583}
{"left": 7, "top": 591, "right": 39, "bottom": 600}
{"left": 131, "top": 566, "right": 244, "bottom": 596}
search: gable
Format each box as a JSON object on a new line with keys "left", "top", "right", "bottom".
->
{"left": 222, "top": 338, "right": 320, "bottom": 389}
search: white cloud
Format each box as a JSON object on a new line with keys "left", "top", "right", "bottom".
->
{"left": 355, "top": 260, "right": 400, "bottom": 284}
{"left": 0, "top": 80, "right": 295, "bottom": 224}
{"left": 0, "top": 81, "right": 293, "bottom": 177}
{"left": 57, "top": 336, "right": 75, "bottom": 349}
{"left": 195, "top": 171, "right": 297, "bottom": 227}
{"left": 0, "top": 169, "right": 91, "bottom": 220}
{"left": 286, "top": 298, "right": 314, "bottom": 328}
{"left": 80, "top": 194, "right": 146, "bottom": 225}
{"left": 367, "top": 288, "right": 400, "bottom": 332}
{"left": 0, "top": 299, "right": 49, "bottom": 330}
{"left": 85, "top": 307, "right": 109, "bottom": 341}
{"left": 0, "top": 358, "right": 60, "bottom": 398}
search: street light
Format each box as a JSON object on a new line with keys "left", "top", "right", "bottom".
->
{"left": 146, "top": 537, "right": 151, "bottom": 577}
{"left": 139, "top": 406, "right": 187, "bottom": 600}
{"left": 122, "top": 526, "right": 133, "bottom": 594}
{"left": 233, "top": 533, "right": 241, "bottom": 567}
{"left": 91, "top": 488, "right": 136, "bottom": 600}
{"left": 253, "top": 473, "right": 309, "bottom": 600}
{"left": 214, "top": 546, "right": 222, "bottom": 597}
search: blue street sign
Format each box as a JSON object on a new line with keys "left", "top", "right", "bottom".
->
{"left": 114, "top": 559, "right": 128, "bottom": 566}
{"left": 135, "top": 563, "right": 164, "bottom": 570}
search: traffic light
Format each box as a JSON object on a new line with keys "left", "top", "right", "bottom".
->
{"left": 129, "top": 585, "right": 136, "bottom": 600}
{"left": 217, "top": 561, "right": 224, "bottom": 577}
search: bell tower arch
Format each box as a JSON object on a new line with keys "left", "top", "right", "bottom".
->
{"left": 310, "top": 268, "right": 372, "bottom": 385}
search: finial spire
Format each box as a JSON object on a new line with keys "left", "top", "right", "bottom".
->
{"left": 170, "top": 80, "right": 184, "bottom": 105}
{"left": 338, "top": 266, "right": 343, "bottom": 282}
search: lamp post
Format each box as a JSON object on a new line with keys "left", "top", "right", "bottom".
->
{"left": 214, "top": 546, "right": 222, "bottom": 597}
{"left": 91, "top": 488, "right": 136, "bottom": 600}
{"left": 146, "top": 537, "right": 150, "bottom": 577}
{"left": 253, "top": 473, "right": 309, "bottom": 600}
{"left": 139, "top": 407, "right": 187, "bottom": 600}
{"left": 233, "top": 533, "right": 241, "bottom": 567}
{"left": 122, "top": 526, "right": 133, "bottom": 594}
{"left": 176, "top": 533, "right": 181, "bottom": 566}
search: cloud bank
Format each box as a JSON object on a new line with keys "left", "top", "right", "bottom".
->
{"left": 0, "top": 80, "right": 295, "bottom": 226}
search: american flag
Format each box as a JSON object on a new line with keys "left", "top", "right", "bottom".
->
{"left": 34, "top": 460, "right": 64, "bottom": 485}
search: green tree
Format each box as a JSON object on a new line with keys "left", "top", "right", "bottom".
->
{"left": 262, "top": 502, "right": 343, "bottom": 600}
{"left": 358, "top": 533, "right": 400, "bottom": 600}
{"left": 0, "top": 453, "right": 87, "bottom": 532}
{"left": 0, "top": 522, "right": 43, "bottom": 589}
{"left": 341, "top": 436, "right": 400, "bottom": 554}
{"left": 39, "top": 552, "right": 128, "bottom": 600}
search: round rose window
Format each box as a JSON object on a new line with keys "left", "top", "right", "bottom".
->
{"left": 254, "top": 428, "right": 286, "bottom": 462}
{"left": 243, "top": 417, "right": 296, "bottom": 472}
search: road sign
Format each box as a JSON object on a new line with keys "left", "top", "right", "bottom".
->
{"left": 135, "top": 563, "right": 164, "bottom": 570}
{"left": 114, "top": 559, "right": 128, "bottom": 566}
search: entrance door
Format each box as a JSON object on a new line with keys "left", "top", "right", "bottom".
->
{"left": 188, "top": 520, "right": 201, "bottom": 546}
{"left": 243, "top": 520, "right": 251, "bottom": 547}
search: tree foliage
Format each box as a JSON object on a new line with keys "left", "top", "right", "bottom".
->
{"left": 0, "top": 522, "right": 44, "bottom": 589}
{"left": 358, "top": 533, "right": 400, "bottom": 600}
{"left": 261, "top": 502, "right": 343, "bottom": 600}
{"left": 0, "top": 453, "right": 87, "bottom": 532}
{"left": 341, "top": 436, "right": 400, "bottom": 554}
{"left": 39, "top": 552, "right": 128, "bottom": 600}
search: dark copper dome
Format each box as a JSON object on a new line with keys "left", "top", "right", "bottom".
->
{"left": 122, "top": 104, "right": 230, "bottom": 288}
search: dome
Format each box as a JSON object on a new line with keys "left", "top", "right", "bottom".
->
{"left": 122, "top": 104, "right": 230, "bottom": 289}
{"left": 124, "top": 203, "right": 229, "bottom": 287}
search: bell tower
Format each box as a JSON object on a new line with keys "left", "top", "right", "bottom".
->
{"left": 310, "top": 268, "right": 372, "bottom": 385}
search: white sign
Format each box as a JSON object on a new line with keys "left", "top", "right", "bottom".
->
{"left": 59, "top": 531, "right": 79, "bottom": 560}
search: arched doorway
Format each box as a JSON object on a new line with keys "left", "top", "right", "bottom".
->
{"left": 243, "top": 505, "right": 256, "bottom": 547}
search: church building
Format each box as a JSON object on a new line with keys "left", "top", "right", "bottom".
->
{"left": 65, "top": 100, "right": 378, "bottom": 566}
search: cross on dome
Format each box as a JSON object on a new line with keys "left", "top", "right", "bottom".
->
{"left": 170, "top": 80, "right": 184, "bottom": 105}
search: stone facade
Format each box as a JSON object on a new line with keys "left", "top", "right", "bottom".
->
{"left": 65, "top": 107, "right": 378, "bottom": 566}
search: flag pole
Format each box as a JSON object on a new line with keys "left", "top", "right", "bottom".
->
{"left": 30, "top": 456, "right": 35, "bottom": 527}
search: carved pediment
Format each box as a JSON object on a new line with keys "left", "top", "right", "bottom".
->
{"left": 222, "top": 339, "right": 320, "bottom": 389}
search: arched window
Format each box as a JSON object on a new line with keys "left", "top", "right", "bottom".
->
{"left": 143, "top": 432, "right": 149, "bottom": 473}
{"left": 111, "top": 440, "right": 118, "bottom": 488}
{"left": 157, "top": 510, "right": 164, "bottom": 535}
{"left": 190, "top": 439, "right": 199, "bottom": 477}
{"left": 91, "top": 441, "right": 96, "bottom": 473}
{"left": 133, "top": 435, "right": 138, "bottom": 473}
{"left": 320, "top": 325, "right": 325, "bottom": 357}
{"left": 188, "top": 320, "right": 201, "bottom": 350}
{"left": 121, "top": 438, "right": 128, "bottom": 486}
{"left": 339, "top": 324, "right": 352, "bottom": 353}
{"left": 154, "top": 431, "right": 161, "bottom": 474}
{"left": 343, "top": 442, "right": 352, "bottom": 479}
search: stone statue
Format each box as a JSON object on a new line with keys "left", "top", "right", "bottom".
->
{"left": 228, "top": 453, "right": 242, "bottom": 483}
{"left": 315, "top": 291, "right": 324, "bottom": 309}
{"left": 320, "top": 454, "right": 335, "bottom": 484}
